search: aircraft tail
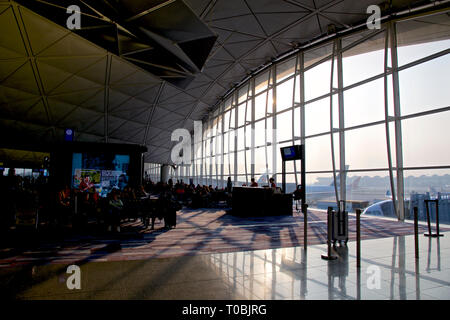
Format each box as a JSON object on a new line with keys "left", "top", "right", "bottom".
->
{"left": 330, "top": 165, "right": 349, "bottom": 187}
{"left": 256, "top": 168, "right": 272, "bottom": 185}
{"left": 351, "top": 176, "right": 361, "bottom": 189}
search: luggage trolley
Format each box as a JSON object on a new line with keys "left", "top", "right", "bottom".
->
{"left": 331, "top": 200, "right": 348, "bottom": 246}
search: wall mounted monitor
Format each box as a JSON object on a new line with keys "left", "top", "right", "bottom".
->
{"left": 280, "top": 145, "right": 302, "bottom": 161}
{"left": 71, "top": 152, "right": 130, "bottom": 197}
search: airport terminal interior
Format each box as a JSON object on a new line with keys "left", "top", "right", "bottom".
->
{"left": 0, "top": 0, "right": 449, "bottom": 300}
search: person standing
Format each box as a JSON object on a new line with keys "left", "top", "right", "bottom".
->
{"left": 226, "top": 177, "right": 233, "bottom": 193}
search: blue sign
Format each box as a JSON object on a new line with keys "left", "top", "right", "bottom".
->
{"left": 64, "top": 128, "right": 74, "bottom": 141}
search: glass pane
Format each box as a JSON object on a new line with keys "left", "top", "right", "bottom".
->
{"left": 237, "top": 151, "right": 246, "bottom": 176}
{"left": 305, "top": 135, "right": 332, "bottom": 171}
{"left": 238, "top": 85, "right": 249, "bottom": 104}
{"left": 229, "top": 129, "right": 236, "bottom": 152}
{"left": 396, "top": 13, "right": 450, "bottom": 67}
{"left": 294, "top": 107, "right": 301, "bottom": 139}
{"left": 388, "top": 121, "right": 396, "bottom": 165}
{"left": 266, "top": 117, "right": 273, "bottom": 144}
{"left": 204, "top": 139, "right": 210, "bottom": 156}
{"left": 344, "top": 78, "right": 385, "bottom": 127}
{"left": 224, "top": 97, "right": 232, "bottom": 111}
{"left": 246, "top": 149, "right": 252, "bottom": 177}
{"left": 229, "top": 108, "right": 235, "bottom": 129}
{"left": 245, "top": 124, "right": 251, "bottom": 149}
{"left": 212, "top": 158, "right": 216, "bottom": 176}
{"left": 404, "top": 168, "right": 450, "bottom": 224}
{"left": 246, "top": 101, "right": 252, "bottom": 123}
{"left": 266, "top": 145, "right": 273, "bottom": 177}
{"left": 342, "top": 32, "right": 385, "bottom": 87}
{"left": 348, "top": 171, "right": 392, "bottom": 214}
{"left": 223, "top": 152, "right": 230, "bottom": 176}
{"left": 294, "top": 74, "right": 301, "bottom": 103}
{"left": 204, "top": 157, "right": 210, "bottom": 177}
{"left": 237, "top": 103, "right": 246, "bottom": 127}
{"left": 255, "top": 92, "right": 267, "bottom": 121}
{"left": 345, "top": 124, "right": 388, "bottom": 170}
{"left": 194, "top": 143, "right": 202, "bottom": 159}
{"left": 305, "top": 97, "right": 330, "bottom": 136}
{"left": 402, "top": 111, "right": 450, "bottom": 168}
{"left": 229, "top": 152, "right": 235, "bottom": 177}
{"left": 332, "top": 132, "right": 341, "bottom": 170}
{"left": 305, "top": 172, "right": 336, "bottom": 209}
{"left": 276, "top": 78, "right": 294, "bottom": 112}
{"left": 276, "top": 141, "right": 292, "bottom": 174}
{"left": 386, "top": 74, "right": 394, "bottom": 117}
{"left": 223, "top": 110, "right": 230, "bottom": 132}
{"left": 276, "top": 57, "right": 296, "bottom": 83}
{"left": 267, "top": 89, "right": 273, "bottom": 115}
{"left": 399, "top": 55, "right": 450, "bottom": 116}
{"left": 285, "top": 174, "right": 297, "bottom": 193}
{"left": 304, "top": 60, "right": 332, "bottom": 101}
{"left": 255, "top": 120, "right": 266, "bottom": 147}
{"left": 254, "top": 146, "right": 267, "bottom": 174}
{"left": 304, "top": 42, "right": 333, "bottom": 69}
{"left": 332, "top": 94, "right": 339, "bottom": 130}
{"left": 255, "top": 70, "right": 270, "bottom": 95}
{"left": 236, "top": 175, "right": 247, "bottom": 186}
{"left": 216, "top": 115, "right": 222, "bottom": 135}
{"left": 237, "top": 127, "right": 245, "bottom": 151}
{"left": 276, "top": 110, "right": 292, "bottom": 142}
{"left": 342, "top": 28, "right": 377, "bottom": 48}
{"left": 215, "top": 134, "right": 222, "bottom": 161}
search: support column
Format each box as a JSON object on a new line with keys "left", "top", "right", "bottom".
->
{"left": 300, "top": 52, "right": 306, "bottom": 204}
{"left": 337, "top": 38, "right": 346, "bottom": 204}
{"left": 272, "top": 65, "right": 278, "bottom": 182}
{"left": 390, "top": 22, "right": 405, "bottom": 221}
{"left": 161, "top": 164, "right": 170, "bottom": 183}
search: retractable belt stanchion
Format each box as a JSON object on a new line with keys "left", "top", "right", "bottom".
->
{"left": 414, "top": 206, "right": 419, "bottom": 259}
{"left": 355, "top": 208, "right": 362, "bottom": 299}
{"left": 356, "top": 209, "right": 361, "bottom": 268}
{"left": 424, "top": 199, "right": 444, "bottom": 238}
{"left": 303, "top": 203, "right": 308, "bottom": 249}
{"left": 414, "top": 205, "right": 421, "bottom": 297}
{"left": 321, "top": 207, "right": 338, "bottom": 260}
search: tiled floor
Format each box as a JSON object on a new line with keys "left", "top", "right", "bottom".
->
{"left": 0, "top": 208, "right": 444, "bottom": 266}
{"left": 1, "top": 229, "right": 449, "bottom": 299}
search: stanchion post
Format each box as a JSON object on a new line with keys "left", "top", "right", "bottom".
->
{"left": 424, "top": 200, "right": 432, "bottom": 237}
{"left": 356, "top": 209, "right": 361, "bottom": 268}
{"left": 424, "top": 199, "right": 444, "bottom": 238}
{"left": 321, "top": 207, "right": 338, "bottom": 260}
{"left": 356, "top": 267, "right": 361, "bottom": 300}
{"left": 303, "top": 203, "right": 308, "bottom": 249}
{"left": 435, "top": 199, "right": 442, "bottom": 237}
{"left": 414, "top": 206, "right": 419, "bottom": 260}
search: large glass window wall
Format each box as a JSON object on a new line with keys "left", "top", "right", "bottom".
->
{"left": 156, "top": 10, "right": 449, "bottom": 221}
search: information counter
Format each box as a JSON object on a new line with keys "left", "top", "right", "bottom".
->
{"left": 231, "top": 187, "right": 292, "bottom": 217}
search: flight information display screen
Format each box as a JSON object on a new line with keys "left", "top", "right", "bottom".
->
{"left": 71, "top": 152, "right": 130, "bottom": 197}
{"left": 280, "top": 145, "right": 302, "bottom": 161}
